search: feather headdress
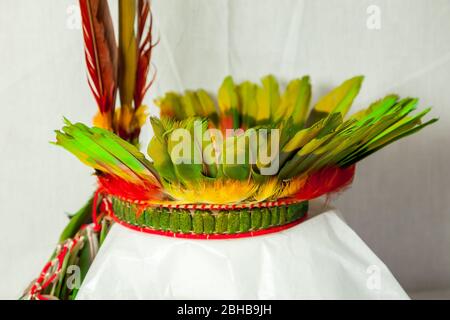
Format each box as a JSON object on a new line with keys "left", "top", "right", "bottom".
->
{"left": 55, "top": 75, "right": 437, "bottom": 204}
{"left": 24, "top": 1, "right": 438, "bottom": 300}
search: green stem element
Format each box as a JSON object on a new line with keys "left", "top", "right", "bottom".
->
{"left": 58, "top": 197, "right": 94, "bottom": 243}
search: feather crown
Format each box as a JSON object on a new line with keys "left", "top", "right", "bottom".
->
{"left": 55, "top": 74, "right": 437, "bottom": 205}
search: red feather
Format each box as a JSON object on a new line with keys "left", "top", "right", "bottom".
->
{"left": 79, "top": 0, "right": 118, "bottom": 115}
{"left": 98, "top": 174, "right": 163, "bottom": 203}
{"left": 134, "top": 0, "right": 157, "bottom": 108}
{"left": 291, "top": 165, "right": 356, "bottom": 201}
{"left": 97, "top": 166, "right": 356, "bottom": 205}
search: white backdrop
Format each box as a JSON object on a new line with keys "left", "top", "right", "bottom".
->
{"left": 1, "top": 0, "right": 449, "bottom": 299}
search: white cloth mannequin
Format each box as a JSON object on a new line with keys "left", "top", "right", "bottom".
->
{"left": 77, "top": 201, "right": 408, "bottom": 299}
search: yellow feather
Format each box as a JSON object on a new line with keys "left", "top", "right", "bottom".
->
{"left": 164, "top": 179, "right": 258, "bottom": 204}
{"left": 93, "top": 111, "right": 113, "bottom": 130}
{"left": 113, "top": 105, "right": 148, "bottom": 135}
{"left": 278, "top": 175, "right": 308, "bottom": 198}
{"left": 161, "top": 175, "right": 308, "bottom": 204}
{"left": 253, "top": 178, "right": 279, "bottom": 202}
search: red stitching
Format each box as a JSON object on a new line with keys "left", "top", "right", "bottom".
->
{"left": 29, "top": 237, "right": 81, "bottom": 299}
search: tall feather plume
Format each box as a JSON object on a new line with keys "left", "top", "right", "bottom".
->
{"left": 79, "top": 0, "right": 118, "bottom": 127}
{"left": 134, "top": 0, "right": 157, "bottom": 108}
{"left": 114, "top": 0, "right": 157, "bottom": 144}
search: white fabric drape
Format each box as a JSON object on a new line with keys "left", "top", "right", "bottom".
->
{"left": 77, "top": 202, "right": 408, "bottom": 299}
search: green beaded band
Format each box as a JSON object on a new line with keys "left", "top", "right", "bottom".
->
{"left": 110, "top": 196, "right": 308, "bottom": 236}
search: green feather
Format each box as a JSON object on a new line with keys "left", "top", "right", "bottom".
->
{"left": 277, "top": 76, "right": 311, "bottom": 127}
{"left": 237, "top": 81, "right": 258, "bottom": 128}
{"left": 222, "top": 133, "right": 251, "bottom": 180}
{"left": 306, "top": 76, "right": 363, "bottom": 126}
{"left": 218, "top": 76, "right": 239, "bottom": 128}
{"left": 181, "top": 90, "right": 200, "bottom": 117}
{"left": 196, "top": 89, "right": 219, "bottom": 125}
{"left": 256, "top": 75, "right": 280, "bottom": 123}
{"left": 55, "top": 120, "right": 158, "bottom": 185}
{"left": 280, "top": 113, "right": 342, "bottom": 168}
{"left": 166, "top": 118, "right": 206, "bottom": 184}
{"left": 148, "top": 117, "right": 178, "bottom": 182}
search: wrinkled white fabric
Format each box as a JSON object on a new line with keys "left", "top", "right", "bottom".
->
{"left": 77, "top": 201, "right": 408, "bottom": 299}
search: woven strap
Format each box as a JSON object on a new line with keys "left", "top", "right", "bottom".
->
{"left": 110, "top": 196, "right": 308, "bottom": 238}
